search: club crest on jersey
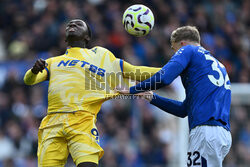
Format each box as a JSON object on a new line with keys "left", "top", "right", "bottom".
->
{"left": 91, "top": 48, "right": 97, "bottom": 54}
{"left": 57, "top": 60, "right": 106, "bottom": 77}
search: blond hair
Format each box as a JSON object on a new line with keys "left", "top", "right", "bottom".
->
{"left": 170, "top": 26, "right": 200, "bottom": 44}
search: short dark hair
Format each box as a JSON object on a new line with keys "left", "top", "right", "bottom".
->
{"left": 170, "top": 26, "right": 200, "bottom": 44}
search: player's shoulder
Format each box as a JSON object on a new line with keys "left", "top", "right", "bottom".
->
{"left": 181, "top": 45, "right": 197, "bottom": 51}
{"left": 90, "top": 46, "right": 111, "bottom": 54}
{"left": 176, "top": 45, "right": 202, "bottom": 56}
{"left": 90, "top": 46, "right": 117, "bottom": 60}
{"left": 46, "top": 54, "right": 64, "bottom": 60}
{"left": 45, "top": 52, "right": 69, "bottom": 63}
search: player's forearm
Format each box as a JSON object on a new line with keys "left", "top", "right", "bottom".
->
{"left": 129, "top": 61, "right": 184, "bottom": 94}
{"left": 123, "top": 61, "right": 161, "bottom": 81}
{"left": 23, "top": 69, "right": 47, "bottom": 85}
{"left": 150, "top": 94, "right": 187, "bottom": 118}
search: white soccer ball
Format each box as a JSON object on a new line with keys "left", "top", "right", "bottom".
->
{"left": 122, "top": 4, "right": 154, "bottom": 37}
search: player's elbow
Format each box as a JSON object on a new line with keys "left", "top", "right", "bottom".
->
{"left": 23, "top": 78, "right": 34, "bottom": 85}
{"left": 179, "top": 114, "right": 187, "bottom": 118}
{"left": 176, "top": 108, "right": 187, "bottom": 118}
{"left": 24, "top": 80, "right": 31, "bottom": 85}
{"left": 178, "top": 111, "right": 188, "bottom": 118}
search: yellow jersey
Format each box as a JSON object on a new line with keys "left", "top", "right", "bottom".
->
{"left": 24, "top": 47, "right": 161, "bottom": 116}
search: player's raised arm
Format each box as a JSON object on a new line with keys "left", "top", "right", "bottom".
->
{"left": 127, "top": 45, "right": 193, "bottom": 94}
{"left": 122, "top": 60, "right": 161, "bottom": 81}
{"left": 24, "top": 58, "right": 49, "bottom": 85}
{"left": 105, "top": 48, "right": 161, "bottom": 81}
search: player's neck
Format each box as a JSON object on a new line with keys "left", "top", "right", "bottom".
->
{"left": 67, "top": 41, "right": 86, "bottom": 48}
{"left": 184, "top": 41, "right": 200, "bottom": 46}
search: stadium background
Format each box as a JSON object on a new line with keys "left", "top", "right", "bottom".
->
{"left": 0, "top": 0, "right": 249, "bottom": 166}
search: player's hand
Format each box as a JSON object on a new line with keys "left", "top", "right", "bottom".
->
{"left": 115, "top": 86, "right": 130, "bottom": 94}
{"left": 31, "top": 58, "right": 47, "bottom": 74}
{"left": 137, "top": 91, "right": 154, "bottom": 102}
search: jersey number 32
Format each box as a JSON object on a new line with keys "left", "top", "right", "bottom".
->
{"left": 205, "top": 54, "right": 231, "bottom": 90}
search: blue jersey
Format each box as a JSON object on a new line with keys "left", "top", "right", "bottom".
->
{"left": 130, "top": 45, "right": 231, "bottom": 131}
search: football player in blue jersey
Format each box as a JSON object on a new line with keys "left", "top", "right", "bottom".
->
{"left": 118, "top": 26, "right": 232, "bottom": 167}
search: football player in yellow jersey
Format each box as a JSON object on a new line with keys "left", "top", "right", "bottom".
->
{"left": 24, "top": 19, "right": 161, "bottom": 167}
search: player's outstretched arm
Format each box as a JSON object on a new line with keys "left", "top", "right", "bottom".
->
{"left": 24, "top": 58, "right": 48, "bottom": 85}
{"left": 121, "top": 45, "right": 192, "bottom": 94}
{"left": 143, "top": 92, "right": 187, "bottom": 118}
{"left": 128, "top": 61, "right": 184, "bottom": 94}
{"left": 123, "top": 60, "right": 161, "bottom": 81}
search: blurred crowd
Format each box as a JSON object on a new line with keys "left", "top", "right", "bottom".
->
{"left": 0, "top": 0, "right": 249, "bottom": 166}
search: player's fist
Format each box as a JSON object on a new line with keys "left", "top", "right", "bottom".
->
{"left": 137, "top": 91, "right": 154, "bottom": 102}
{"left": 31, "top": 58, "right": 47, "bottom": 74}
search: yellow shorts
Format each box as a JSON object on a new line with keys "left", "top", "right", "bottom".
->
{"left": 37, "top": 111, "right": 104, "bottom": 167}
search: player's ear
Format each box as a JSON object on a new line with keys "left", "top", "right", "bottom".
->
{"left": 85, "top": 22, "right": 92, "bottom": 44}
{"left": 180, "top": 41, "right": 185, "bottom": 46}
{"left": 84, "top": 34, "right": 91, "bottom": 44}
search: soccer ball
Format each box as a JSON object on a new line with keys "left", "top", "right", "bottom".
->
{"left": 122, "top": 4, "right": 154, "bottom": 37}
